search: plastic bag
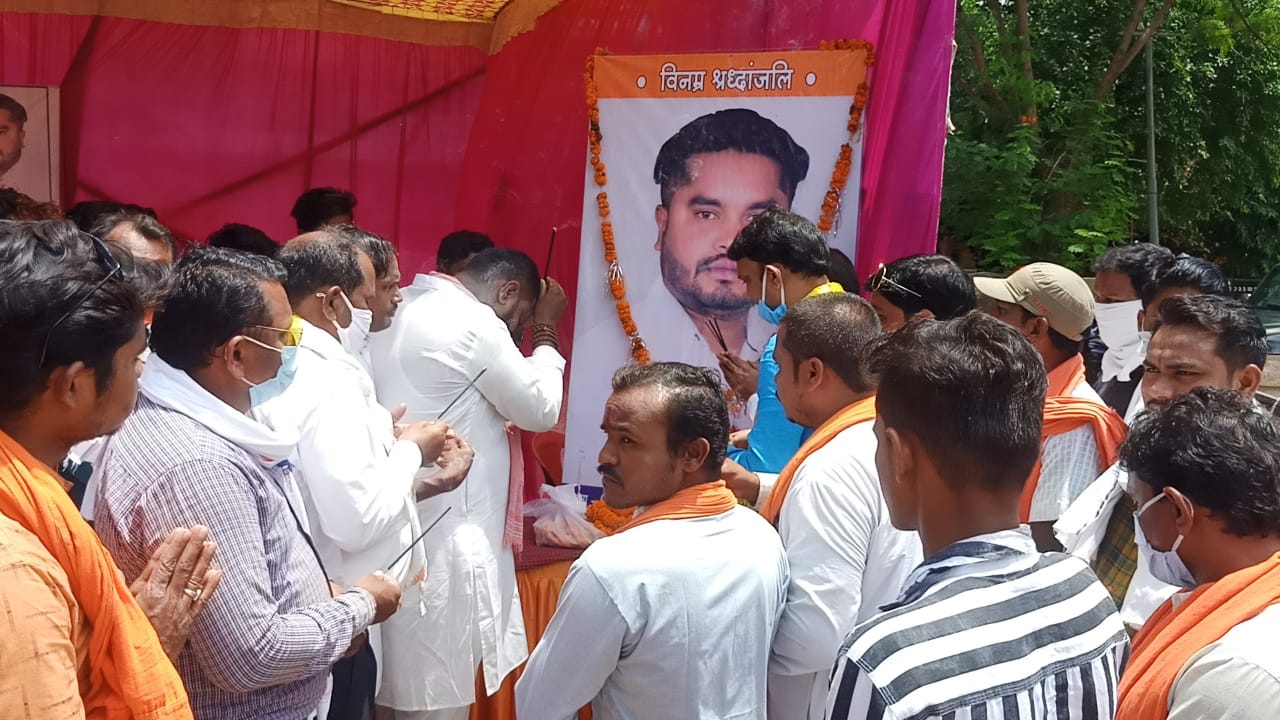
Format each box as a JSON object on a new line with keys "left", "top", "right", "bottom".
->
{"left": 524, "top": 484, "right": 605, "bottom": 549}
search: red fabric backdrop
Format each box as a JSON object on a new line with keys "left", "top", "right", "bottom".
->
{"left": 0, "top": 12, "right": 487, "bottom": 275}
{"left": 1, "top": 2, "right": 953, "bottom": 491}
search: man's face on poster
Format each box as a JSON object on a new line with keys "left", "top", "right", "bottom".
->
{"left": 0, "top": 109, "right": 24, "bottom": 175}
{"left": 654, "top": 151, "right": 790, "bottom": 317}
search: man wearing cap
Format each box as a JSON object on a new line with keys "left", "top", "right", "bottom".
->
{"left": 976, "top": 263, "right": 1127, "bottom": 552}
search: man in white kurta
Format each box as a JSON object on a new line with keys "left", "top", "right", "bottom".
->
{"left": 257, "top": 233, "right": 475, "bottom": 718}
{"left": 739, "top": 294, "right": 921, "bottom": 720}
{"left": 370, "top": 250, "right": 566, "bottom": 718}
{"left": 517, "top": 361, "right": 788, "bottom": 720}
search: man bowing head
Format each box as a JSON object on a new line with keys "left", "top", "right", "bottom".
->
{"left": 517, "top": 362, "right": 789, "bottom": 720}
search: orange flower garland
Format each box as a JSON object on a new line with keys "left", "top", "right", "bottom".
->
{"left": 587, "top": 50, "right": 651, "bottom": 364}
{"left": 817, "top": 39, "right": 875, "bottom": 234}
{"left": 585, "top": 499, "right": 635, "bottom": 535}
{"left": 584, "top": 41, "right": 874, "bottom": 360}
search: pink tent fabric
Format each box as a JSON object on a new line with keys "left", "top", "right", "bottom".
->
{"left": 0, "top": 13, "right": 487, "bottom": 275}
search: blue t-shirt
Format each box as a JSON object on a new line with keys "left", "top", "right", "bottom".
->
{"left": 726, "top": 334, "right": 812, "bottom": 473}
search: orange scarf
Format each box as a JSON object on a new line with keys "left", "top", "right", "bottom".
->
{"left": 760, "top": 395, "right": 877, "bottom": 525}
{"left": 0, "top": 430, "right": 192, "bottom": 720}
{"left": 1019, "top": 355, "right": 1127, "bottom": 522}
{"left": 1117, "top": 552, "right": 1280, "bottom": 720}
{"left": 620, "top": 480, "right": 739, "bottom": 532}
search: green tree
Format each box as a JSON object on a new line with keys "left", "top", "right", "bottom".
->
{"left": 943, "top": 0, "right": 1280, "bottom": 275}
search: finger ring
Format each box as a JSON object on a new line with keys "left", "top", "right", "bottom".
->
{"left": 184, "top": 587, "right": 202, "bottom": 602}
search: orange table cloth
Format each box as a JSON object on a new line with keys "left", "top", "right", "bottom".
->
{"left": 469, "top": 559, "right": 592, "bottom": 720}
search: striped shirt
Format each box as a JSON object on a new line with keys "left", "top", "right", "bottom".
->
{"left": 826, "top": 528, "right": 1129, "bottom": 720}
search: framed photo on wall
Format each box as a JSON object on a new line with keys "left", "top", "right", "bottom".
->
{"left": 0, "top": 85, "right": 60, "bottom": 204}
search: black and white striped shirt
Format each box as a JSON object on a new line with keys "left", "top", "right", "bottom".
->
{"left": 826, "top": 528, "right": 1129, "bottom": 720}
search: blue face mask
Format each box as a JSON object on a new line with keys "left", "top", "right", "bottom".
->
{"left": 756, "top": 267, "right": 787, "bottom": 325}
{"left": 242, "top": 341, "right": 298, "bottom": 407}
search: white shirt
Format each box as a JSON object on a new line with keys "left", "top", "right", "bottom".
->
{"left": 768, "top": 421, "right": 922, "bottom": 720}
{"left": 369, "top": 273, "right": 565, "bottom": 711}
{"left": 1167, "top": 602, "right": 1280, "bottom": 719}
{"left": 1031, "top": 381, "right": 1106, "bottom": 523}
{"left": 563, "top": 281, "right": 771, "bottom": 486}
{"left": 516, "top": 505, "right": 789, "bottom": 720}
{"left": 257, "top": 318, "right": 427, "bottom": 711}
{"left": 258, "top": 318, "right": 425, "bottom": 586}
{"left": 1054, "top": 461, "right": 1178, "bottom": 629}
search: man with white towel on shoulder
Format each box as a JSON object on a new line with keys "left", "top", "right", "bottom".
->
{"left": 258, "top": 230, "right": 476, "bottom": 720}
{"left": 370, "top": 248, "right": 568, "bottom": 720}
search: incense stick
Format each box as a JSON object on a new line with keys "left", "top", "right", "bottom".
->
{"left": 704, "top": 319, "right": 729, "bottom": 353}
{"left": 543, "top": 227, "right": 557, "bottom": 279}
{"left": 436, "top": 368, "right": 488, "bottom": 420}
{"left": 385, "top": 507, "right": 451, "bottom": 570}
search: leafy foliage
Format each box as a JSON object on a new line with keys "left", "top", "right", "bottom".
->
{"left": 944, "top": 0, "right": 1280, "bottom": 276}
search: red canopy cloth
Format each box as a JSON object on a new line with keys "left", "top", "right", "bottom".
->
{"left": 1, "top": 1, "right": 952, "bottom": 490}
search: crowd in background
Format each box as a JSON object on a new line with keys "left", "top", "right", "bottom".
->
{"left": 0, "top": 184, "right": 1277, "bottom": 720}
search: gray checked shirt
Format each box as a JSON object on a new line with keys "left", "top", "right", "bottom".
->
{"left": 95, "top": 396, "right": 376, "bottom": 720}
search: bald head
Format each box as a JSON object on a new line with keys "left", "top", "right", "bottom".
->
{"left": 274, "top": 230, "right": 374, "bottom": 341}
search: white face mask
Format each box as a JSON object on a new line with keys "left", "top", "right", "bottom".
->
{"left": 1095, "top": 299, "right": 1143, "bottom": 350}
{"left": 335, "top": 291, "right": 373, "bottom": 357}
{"left": 1133, "top": 492, "right": 1198, "bottom": 589}
{"left": 1096, "top": 299, "right": 1145, "bottom": 381}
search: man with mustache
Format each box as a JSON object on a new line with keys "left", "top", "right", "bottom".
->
{"left": 1056, "top": 294, "right": 1266, "bottom": 630}
{"left": 634, "top": 109, "right": 810, "bottom": 427}
{"left": 517, "top": 363, "right": 788, "bottom": 719}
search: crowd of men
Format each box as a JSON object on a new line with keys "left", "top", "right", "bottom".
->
{"left": 1, "top": 185, "right": 1278, "bottom": 720}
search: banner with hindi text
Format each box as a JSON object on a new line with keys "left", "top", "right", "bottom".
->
{"left": 564, "top": 47, "right": 871, "bottom": 487}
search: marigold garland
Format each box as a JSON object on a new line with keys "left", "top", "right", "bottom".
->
{"left": 587, "top": 49, "right": 650, "bottom": 364}
{"left": 585, "top": 499, "right": 636, "bottom": 535}
{"left": 816, "top": 39, "right": 875, "bottom": 234}
{"left": 584, "top": 41, "right": 874, "bottom": 360}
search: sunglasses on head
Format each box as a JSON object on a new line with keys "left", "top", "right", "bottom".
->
{"left": 38, "top": 232, "right": 124, "bottom": 368}
{"left": 867, "top": 262, "right": 922, "bottom": 299}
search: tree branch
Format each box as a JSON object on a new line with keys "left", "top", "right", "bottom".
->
{"left": 1014, "top": 0, "right": 1034, "bottom": 82}
{"left": 985, "top": 0, "right": 1007, "bottom": 42}
{"left": 1094, "top": 0, "right": 1175, "bottom": 101}
{"left": 957, "top": 1, "right": 1009, "bottom": 113}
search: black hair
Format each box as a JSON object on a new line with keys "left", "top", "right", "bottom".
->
{"left": 1011, "top": 305, "right": 1082, "bottom": 358}
{"left": 653, "top": 108, "right": 810, "bottom": 207}
{"left": 92, "top": 211, "right": 177, "bottom": 257}
{"left": 0, "top": 93, "right": 26, "bottom": 125}
{"left": 1121, "top": 387, "right": 1280, "bottom": 537}
{"left": 291, "top": 187, "right": 356, "bottom": 234}
{"left": 828, "top": 248, "right": 860, "bottom": 295}
{"left": 0, "top": 219, "right": 143, "bottom": 415}
{"left": 276, "top": 233, "right": 364, "bottom": 306}
{"left": 1093, "top": 243, "right": 1176, "bottom": 300}
{"left": 331, "top": 224, "right": 396, "bottom": 279}
{"left": 151, "top": 246, "right": 286, "bottom": 371}
{"left": 726, "top": 207, "right": 829, "bottom": 277}
{"left": 437, "top": 230, "right": 494, "bottom": 273}
{"left": 65, "top": 201, "right": 155, "bottom": 232}
{"left": 1140, "top": 257, "right": 1230, "bottom": 308}
{"left": 611, "top": 362, "right": 729, "bottom": 476}
{"left": 779, "top": 294, "right": 880, "bottom": 393}
{"left": 873, "top": 254, "right": 977, "bottom": 321}
{"left": 456, "top": 247, "right": 542, "bottom": 302}
{"left": 1154, "top": 294, "right": 1268, "bottom": 371}
{"left": 207, "top": 223, "right": 278, "bottom": 258}
{"left": 103, "top": 243, "right": 173, "bottom": 310}
{"left": 869, "top": 313, "right": 1047, "bottom": 494}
